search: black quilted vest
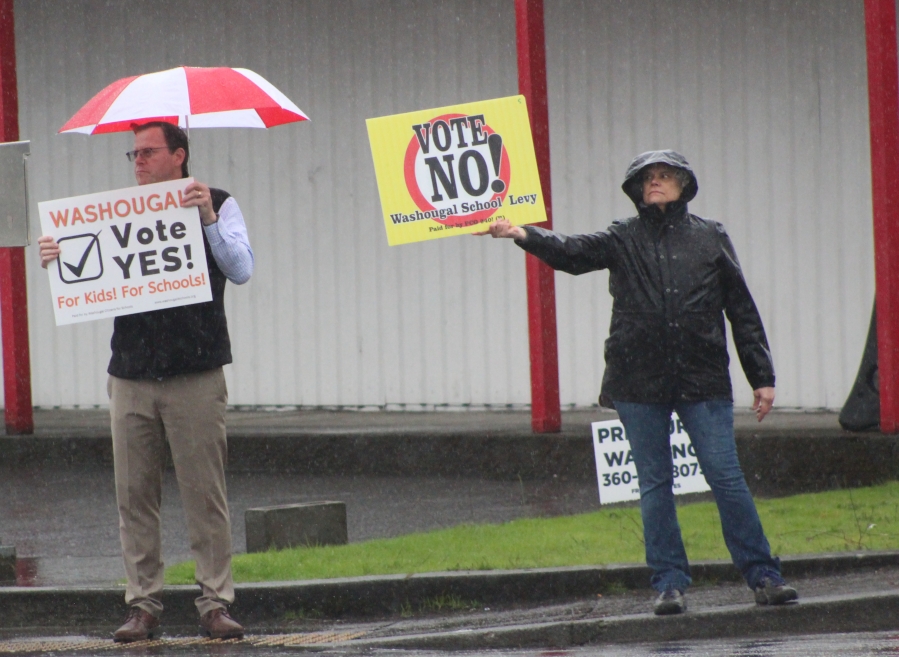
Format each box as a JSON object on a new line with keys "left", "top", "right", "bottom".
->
{"left": 107, "top": 188, "right": 233, "bottom": 379}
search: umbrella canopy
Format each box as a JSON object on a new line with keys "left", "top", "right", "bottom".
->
{"left": 59, "top": 66, "right": 309, "bottom": 135}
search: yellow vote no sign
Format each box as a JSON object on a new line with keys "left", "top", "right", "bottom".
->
{"left": 366, "top": 95, "right": 547, "bottom": 246}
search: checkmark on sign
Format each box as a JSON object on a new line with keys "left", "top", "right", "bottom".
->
{"left": 57, "top": 232, "right": 104, "bottom": 284}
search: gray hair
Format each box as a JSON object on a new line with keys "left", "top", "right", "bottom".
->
{"left": 671, "top": 167, "right": 691, "bottom": 192}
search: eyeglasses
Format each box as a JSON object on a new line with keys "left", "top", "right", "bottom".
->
{"left": 125, "top": 147, "right": 169, "bottom": 162}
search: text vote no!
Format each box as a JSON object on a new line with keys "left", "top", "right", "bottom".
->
{"left": 412, "top": 114, "right": 506, "bottom": 202}
{"left": 109, "top": 219, "right": 196, "bottom": 279}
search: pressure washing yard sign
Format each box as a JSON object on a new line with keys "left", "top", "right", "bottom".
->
{"left": 367, "top": 95, "right": 547, "bottom": 245}
{"left": 39, "top": 178, "right": 211, "bottom": 326}
{"left": 591, "top": 415, "right": 711, "bottom": 504}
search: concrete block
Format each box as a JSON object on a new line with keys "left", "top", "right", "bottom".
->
{"left": 0, "top": 545, "right": 16, "bottom": 585}
{"left": 245, "top": 502, "right": 347, "bottom": 553}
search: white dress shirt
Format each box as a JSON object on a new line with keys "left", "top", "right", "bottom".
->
{"left": 203, "top": 196, "right": 254, "bottom": 285}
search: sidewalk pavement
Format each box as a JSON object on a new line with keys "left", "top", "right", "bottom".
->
{"left": 0, "top": 408, "right": 897, "bottom": 648}
{"left": 1, "top": 553, "right": 898, "bottom": 649}
{"left": 0, "top": 405, "right": 864, "bottom": 440}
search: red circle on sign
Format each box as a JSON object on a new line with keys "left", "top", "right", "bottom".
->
{"left": 403, "top": 113, "right": 511, "bottom": 227}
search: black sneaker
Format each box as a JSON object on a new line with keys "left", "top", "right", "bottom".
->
{"left": 754, "top": 577, "right": 798, "bottom": 605}
{"left": 653, "top": 589, "right": 686, "bottom": 615}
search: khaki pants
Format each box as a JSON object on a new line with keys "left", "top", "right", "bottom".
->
{"left": 109, "top": 368, "right": 234, "bottom": 617}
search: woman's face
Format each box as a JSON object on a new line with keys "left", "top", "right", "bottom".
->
{"left": 641, "top": 164, "right": 683, "bottom": 210}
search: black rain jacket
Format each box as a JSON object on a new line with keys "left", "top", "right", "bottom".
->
{"left": 517, "top": 150, "right": 775, "bottom": 405}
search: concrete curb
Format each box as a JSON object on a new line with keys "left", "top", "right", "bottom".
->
{"left": 2, "top": 431, "right": 897, "bottom": 495}
{"left": 1, "top": 551, "right": 897, "bottom": 631}
{"left": 331, "top": 591, "right": 899, "bottom": 650}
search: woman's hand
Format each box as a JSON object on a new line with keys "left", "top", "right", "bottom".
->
{"left": 473, "top": 219, "right": 527, "bottom": 240}
{"left": 752, "top": 387, "right": 775, "bottom": 422}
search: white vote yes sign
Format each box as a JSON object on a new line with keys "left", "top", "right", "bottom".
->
{"left": 591, "top": 414, "right": 710, "bottom": 504}
{"left": 39, "top": 178, "right": 212, "bottom": 325}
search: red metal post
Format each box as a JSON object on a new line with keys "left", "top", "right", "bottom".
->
{"left": 0, "top": 0, "right": 34, "bottom": 434}
{"left": 865, "top": 0, "right": 899, "bottom": 433}
{"left": 516, "top": 0, "right": 561, "bottom": 433}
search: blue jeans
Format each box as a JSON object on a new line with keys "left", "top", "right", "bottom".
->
{"left": 614, "top": 400, "right": 782, "bottom": 593}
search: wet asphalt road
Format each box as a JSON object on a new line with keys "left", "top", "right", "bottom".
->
{"left": 3, "top": 630, "right": 899, "bottom": 656}
{"left": 1, "top": 466, "right": 600, "bottom": 586}
{"left": 541, "top": 631, "right": 899, "bottom": 656}
{"left": 352, "top": 630, "right": 899, "bottom": 655}
{"left": 0, "top": 408, "right": 855, "bottom": 586}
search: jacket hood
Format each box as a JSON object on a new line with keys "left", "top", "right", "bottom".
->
{"left": 621, "top": 150, "right": 698, "bottom": 207}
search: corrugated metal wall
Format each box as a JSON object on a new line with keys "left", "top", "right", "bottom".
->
{"left": 13, "top": 0, "right": 874, "bottom": 409}
{"left": 544, "top": 0, "right": 874, "bottom": 410}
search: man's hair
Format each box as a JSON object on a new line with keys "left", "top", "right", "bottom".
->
{"left": 133, "top": 121, "right": 190, "bottom": 177}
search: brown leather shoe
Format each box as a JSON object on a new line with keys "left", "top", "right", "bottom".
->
{"left": 113, "top": 607, "right": 159, "bottom": 643}
{"left": 199, "top": 608, "right": 244, "bottom": 639}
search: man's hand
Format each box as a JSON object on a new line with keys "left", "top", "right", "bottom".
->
{"left": 752, "top": 386, "right": 775, "bottom": 422}
{"left": 181, "top": 181, "right": 217, "bottom": 226}
{"left": 473, "top": 219, "right": 527, "bottom": 240}
{"left": 37, "top": 235, "right": 61, "bottom": 269}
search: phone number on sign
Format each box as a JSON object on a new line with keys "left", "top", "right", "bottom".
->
{"left": 674, "top": 463, "right": 703, "bottom": 478}
{"left": 602, "top": 463, "right": 703, "bottom": 487}
{"left": 600, "top": 471, "right": 638, "bottom": 487}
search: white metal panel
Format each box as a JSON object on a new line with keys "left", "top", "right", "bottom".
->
{"left": 15, "top": 0, "right": 528, "bottom": 409}
{"left": 543, "top": 0, "right": 873, "bottom": 409}
{"left": 13, "top": 0, "right": 874, "bottom": 409}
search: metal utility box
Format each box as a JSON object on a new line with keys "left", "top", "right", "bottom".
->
{"left": 0, "top": 141, "right": 30, "bottom": 247}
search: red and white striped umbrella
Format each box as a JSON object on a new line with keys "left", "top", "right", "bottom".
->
{"left": 59, "top": 66, "right": 309, "bottom": 135}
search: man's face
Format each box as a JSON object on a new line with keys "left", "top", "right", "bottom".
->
{"left": 132, "top": 127, "right": 184, "bottom": 185}
{"left": 641, "top": 164, "right": 683, "bottom": 208}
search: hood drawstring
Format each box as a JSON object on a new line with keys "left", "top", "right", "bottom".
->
{"left": 637, "top": 199, "right": 689, "bottom": 226}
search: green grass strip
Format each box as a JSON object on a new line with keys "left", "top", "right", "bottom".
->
{"left": 165, "top": 481, "right": 899, "bottom": 585}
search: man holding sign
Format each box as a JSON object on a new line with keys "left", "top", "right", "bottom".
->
{"left": 477, "top": 150, "right": 796, "bottom": 616}
{"left": 39, "top": 122, "right": 252, "bottom": 641}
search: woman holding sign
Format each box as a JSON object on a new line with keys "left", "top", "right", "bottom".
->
{"left": 477, "top": 150, "right": 796, "bottom": 616}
